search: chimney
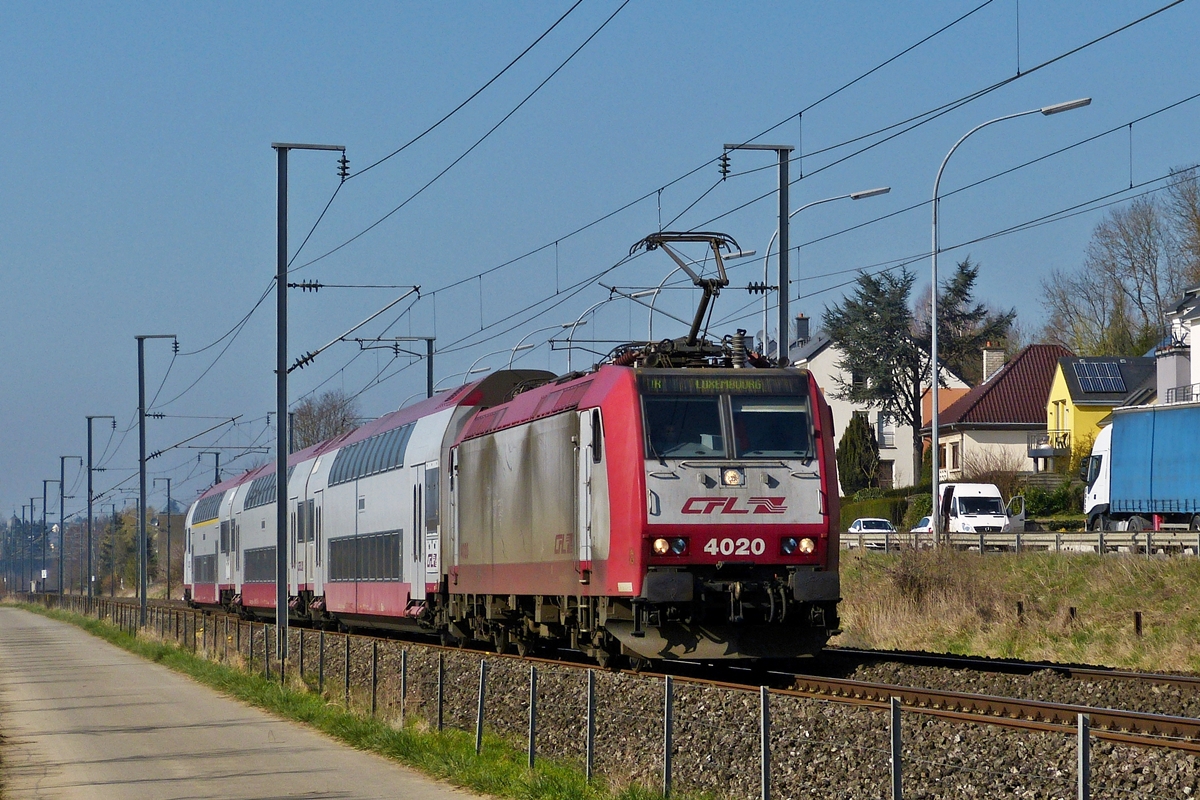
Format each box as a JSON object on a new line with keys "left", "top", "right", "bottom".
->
{"left": 793, "top": 314, "right": 810, "bottom": 347}
{"left": 982, "top": 342, "right": 1006, "bottom": 382}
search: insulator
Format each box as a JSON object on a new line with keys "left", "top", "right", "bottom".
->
{"left": 338, "top": 154, "right": 349, "bottom": 180}
{"left": 718, "top": 151, "right": 730, "bottom": 180}
{"left": 172, "top": 338, "right": 180, "bottom": 354}
{"left": 731, "top": 329, "right": 747, "bottom": 368}
{"left": 746, "top": 281, "right": 769, "bottom": 295}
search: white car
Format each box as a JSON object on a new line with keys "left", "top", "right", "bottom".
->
{"left": 847, "top": 518, "right": 897, "bottom": 534}
{"left": 847, "top": 517, "right": 897, "bottom": 550}
{"left": 910, "top": 516, "right": 933, "bottom": 533}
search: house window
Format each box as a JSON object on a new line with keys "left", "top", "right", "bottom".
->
{"left": 851, "top": 371, "right": 867, "bottom": 390}
{"left": 877, "top": 460, "right": 894, "bottom": 490}
{"left": 949, "top": 442, "right": 960, "bottom": 471}
{"left": 876, "top": 412, "right": 895, "bottom": 449}
{"left": 938, "top": 443, "right": 947, "bottom": 469}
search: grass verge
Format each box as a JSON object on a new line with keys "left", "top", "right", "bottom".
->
{"left": 838, "top": 549, "right": 1200, "bottom": 673}
{"left": 11, "top": 602, "right": 667, "bottom": 800}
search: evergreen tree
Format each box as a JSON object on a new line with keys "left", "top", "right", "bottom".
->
{"left": 925, "top": 258, "right": 1016, "bottom": 385}
{"left": 836, "top": 413, "right": 880, "bottom": 494}
{"left": 823, "top": 268, "right": 926, "bottom": 482}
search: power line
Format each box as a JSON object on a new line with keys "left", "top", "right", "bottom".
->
{"left": 351, "top": 0, "right": 587, "bottom": 179}
{"left": 291, "top": 0, "right": 633, "bottom": 274}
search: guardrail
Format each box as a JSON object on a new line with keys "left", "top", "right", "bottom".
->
{"left": 843, "top": 529, "right": 1200, "bottom": 555}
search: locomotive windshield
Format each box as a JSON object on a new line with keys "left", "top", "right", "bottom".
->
{"left": 641, "top": 391, "right": 812, "bottom": 460}
{"left": 644, "top": 396, "right": 724, "bottom": 458}
{"left": 731, "top": 397, "right": 811, "bottom": 457}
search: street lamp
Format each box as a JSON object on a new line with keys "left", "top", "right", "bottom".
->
{"left": 432, "top": 366, "right": 491, "bottom": 391}
{"left": 467, "top": 345, "right": 532, "bottom": 377}
{"left": 273, "top": 142, "right": 346, "bottom": 664}
{"left": 59, "top": 456, "right": 81, "bottom": 595}
{"left": 507, "top": 322, "right": 585, "bottom": 368}
{"left": 761, "top": 187, "right": 890, "bottom": 356}
{"left": 929, "top": 97, "right": 1090, "bottom": 543}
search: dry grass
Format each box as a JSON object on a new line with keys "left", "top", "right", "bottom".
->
{"left": 838, "top": 548, "right": 1200, "bottom": 673}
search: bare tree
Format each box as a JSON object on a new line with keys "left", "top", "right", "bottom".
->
{"left": 1040, "top": 192, "right": 1195, "bottom": 356}
{"left": 1166, "top": 166, "right": 1200, "bottom": 285}
{"left": 291, "top": 389, "right": 360, "bottom": 450}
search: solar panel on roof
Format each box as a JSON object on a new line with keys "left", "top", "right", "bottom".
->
{"left": 1073, "top": 361, "right": 1126, "bottom": 393}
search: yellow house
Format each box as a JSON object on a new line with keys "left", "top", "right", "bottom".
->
{"left": 1039, "top": 356, "right": 1156, "bottom": 470}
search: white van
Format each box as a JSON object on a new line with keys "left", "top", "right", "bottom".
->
{"left": 938, "top": 482, "right": 1025, "bottom": 533}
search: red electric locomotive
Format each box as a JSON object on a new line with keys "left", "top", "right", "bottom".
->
{"left": 186, "top": 232, "right": 841, "bottom": 662}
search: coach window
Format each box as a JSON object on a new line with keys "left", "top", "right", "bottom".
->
{"left": 643, "top": 395, "right": 723, "bottom": 458}
{"left": 425, "top": 468, "right": 440, "bottom": 534}
{"left": 591, "top": 410, "right": 603, "bottom": 463}
{"left": 730, "top": 396, "right": 812, "bottom": 458}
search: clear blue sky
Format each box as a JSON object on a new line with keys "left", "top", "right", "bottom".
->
{"left": 2, "top": 1, "right": 1197, "bottom": 518}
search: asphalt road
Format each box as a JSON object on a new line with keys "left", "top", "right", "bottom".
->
{"left": 0, "top": 606, "right": 483, "bottom": 800}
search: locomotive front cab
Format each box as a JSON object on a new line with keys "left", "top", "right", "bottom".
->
{"left": 617, "top": 368, "right": 840, "bottom": 659}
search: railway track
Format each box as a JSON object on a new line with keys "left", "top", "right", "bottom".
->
{"left": 21, "top": 593, "right": 1200, "bottom": 753}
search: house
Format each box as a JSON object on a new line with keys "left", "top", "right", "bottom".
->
{"left": 1044, "top": 355, "right": 1156, "bottom": 469}
{"left": 792, "top": 333, "right": 967, "bottom": 494}
{"left": 925, "top": 343, "right": 1072, "bottom": 481}
{"left": 1158, "top": 284, "right": 1199, "bottom": 402}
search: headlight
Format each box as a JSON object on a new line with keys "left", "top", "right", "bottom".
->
{"left": 798, "top": 537, "right": 816, "bottom": 554}
{"left": 670, "top": 537, "right": 688, "bottom": 555}
{"left": 962, "top": 524, "right": 974, "bottom": 533}
{"left": 722, "top": 468, "right": 744, "bottom": 486}
{"left": 781, "top": 537, "right": 798, "bottom": 555}
{"left": 652, "top": 538, "right": 671, "bottom": 555}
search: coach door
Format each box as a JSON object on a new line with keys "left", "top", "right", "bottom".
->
{"left": 423, "top": 463, "right": 441, "bottom": 593}
{"left": 233, "top": 511, "right": 243, "bottom": 588}
{"left": 576, "top": 410, "right": 608, "bottom": 582}
{"left": 312, "top": 490, "right": 324, "bottom": 595}
{"left": 410, "top": 464, "right": 426, "bottom": 601}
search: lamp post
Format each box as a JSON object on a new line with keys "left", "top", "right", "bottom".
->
{"left": 59, "top": 456, "right": 81, "bottom": 595}
{"left": 154, "top": 477, "right": 172, "bottom": 601}
{"left": 274, "top": 142, "right": 346, "bottom": 663}
{"left": 137, "top": 335, "right": 175, "bottom": 622}
{"left": 929, "top": 98, "right": 1090, "bottom": 543}
{"left": 508, "top": 323, "right": 583, "bottom": 368}
{"left": 761, "top": 187, "right": 890, "bottom": 356}
{"left": 86, "top": 415, "right": 115, "bottom": 598}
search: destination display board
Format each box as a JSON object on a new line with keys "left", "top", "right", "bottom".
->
{"left": 637, "top": 371, "right": 807, "bottom": 396}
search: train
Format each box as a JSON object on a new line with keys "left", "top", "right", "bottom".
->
{"left": 184, "top": 233, "right": 842, "bottom": 662}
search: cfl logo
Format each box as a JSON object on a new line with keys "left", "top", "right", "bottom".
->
{"left": 681, "top": 497, "right": 787, "bottom": 515}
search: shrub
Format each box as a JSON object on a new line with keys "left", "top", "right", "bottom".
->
{"left": 902, "top": 493, "right": 932, "bottom": 530}
{"left": 841, "top": 496, "right": 908, "bottom": 530}
{"left": 852, "top": 487, "right": 886, "bottom": 502}
{"left": 1023, "top": 480, "right": 1086, "bottom": 516}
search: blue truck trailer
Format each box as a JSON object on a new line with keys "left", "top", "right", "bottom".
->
{"left": 1082, "top": 402, "right": 1200, "bottom": 531}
